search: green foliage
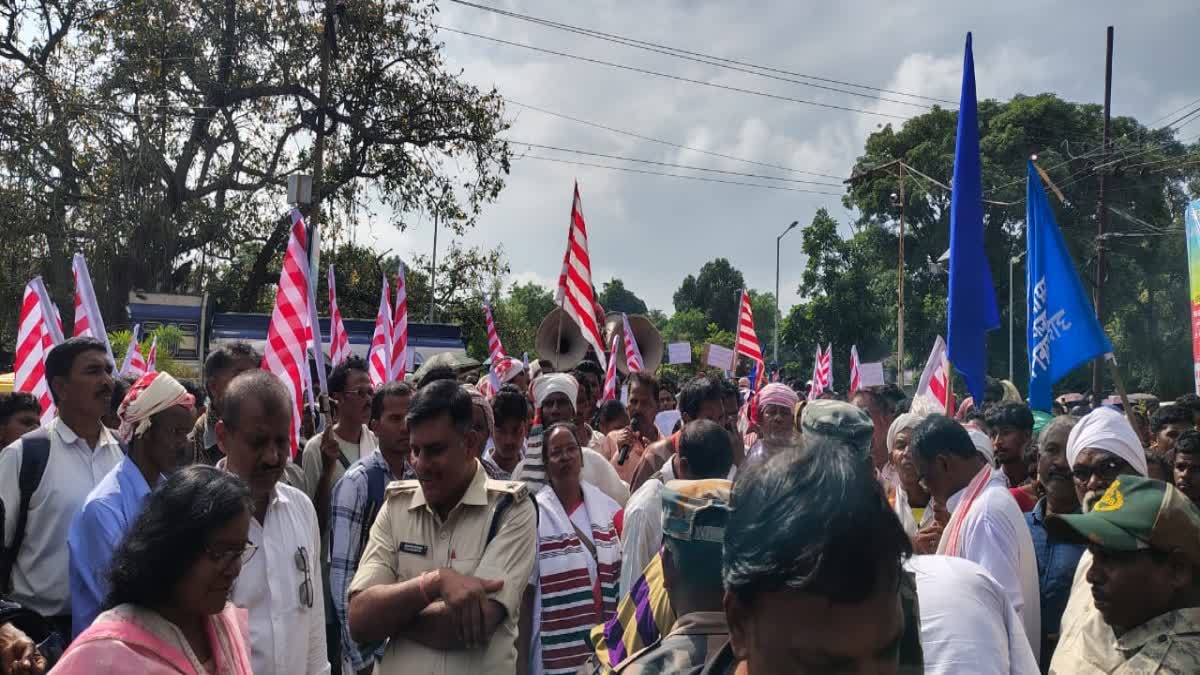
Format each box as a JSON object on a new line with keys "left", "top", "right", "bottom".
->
{"left": 672, "top": 258, "right": 746, "bottom": 332}
{"left": 836, "top": 93, "right": 1199, "bottom": 397}
{"left": 597, "top": 279, "right": 648, "bottom": 316}
{"left": 0, "top": 0, "right": 512, "bottom": 340}
{"left": 108, "top": 325, "right": 195, "bottom": 380}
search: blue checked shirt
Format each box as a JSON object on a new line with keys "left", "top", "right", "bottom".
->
{"left": 329, "top": 450, "right": 412, "bottom": 671}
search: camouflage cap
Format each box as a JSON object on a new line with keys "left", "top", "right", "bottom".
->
{"left": 1045, "top": 475, "right": 1200, "bottom": 565}
{"left": 660, "top": 479, "right": 732, "bottom": 545}
{"left": 801, "top": 399, "right": 874, "bottom": 452}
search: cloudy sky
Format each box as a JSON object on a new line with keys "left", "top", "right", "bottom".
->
{"left": 366, "top": 0, "right": 1199, "bottom": 316}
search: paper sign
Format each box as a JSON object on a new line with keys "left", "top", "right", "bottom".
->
{"left": 703, "top": 344, "right": 735, "bottom": 371}
{"left": 667, "top": 342, "right": 692, "bottom": 364}
{"left": 859, "top": 362, "right": 886, "bottom": 388}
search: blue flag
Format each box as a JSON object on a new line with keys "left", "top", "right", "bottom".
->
{"left": 947, "top": 32, "right": 1000, "bottom": 404}
{"left": 747, "top": 360, "right": 759, "bottom": 396}
{"left": 1026, "top": 161, "right": 1112, "bottom": 411}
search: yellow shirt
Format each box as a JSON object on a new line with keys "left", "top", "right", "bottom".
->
{"left": 348, "top": 461, "right": 536, "bottom": 675}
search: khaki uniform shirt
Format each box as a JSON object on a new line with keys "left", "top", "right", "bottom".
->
{"left": 348, "top": 460, "right": 537, "bottom": 675}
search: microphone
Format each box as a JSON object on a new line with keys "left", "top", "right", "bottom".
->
{"left": 617, "top": 416, "right": 641, "bottom": 465}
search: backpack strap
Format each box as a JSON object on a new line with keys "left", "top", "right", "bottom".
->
{"left": 356, "top": 462, "right": 390, "bottom": 562}
{"left": 1, "top": 430, "right": 51, "bottom": 594}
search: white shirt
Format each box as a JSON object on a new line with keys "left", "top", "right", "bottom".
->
{"left": 619, "top": 471, "right": 669, "bottom": 600}
{"left": 230, "top": 480, "right": 331, "bottom": 675}
{"left": 513, "top": 446, "right": 631, "bottom": 507}
{"left": 0, "top": 417, "right": 123, "bottom": 616}
{"left": 945, "top": 470, "right": 1042, "bottom": 662}
{"left": 907, "top": 555, "right": 1040, "bottom": 675}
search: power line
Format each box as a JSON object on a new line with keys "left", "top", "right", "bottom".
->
{"left": 505, "top": 139, "right": 845, "bottom": 187}
{"left": 506, "top": 99, "right": 848, "bottom": 180}
{"left": 517, "top": 153, "right": 844, "bottom": 195}
{"left": 1147, "top": 95, "right": 1200, "bottom": 128}
{"left": 437, "top": 26, "right": 913, "bottom": 121}
{"left": 447, "top": 0, "right": 956, "bottom": 105}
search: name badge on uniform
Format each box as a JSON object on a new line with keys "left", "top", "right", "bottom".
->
{"left": 399, "top": 542, "right": 428, "bottom": 556}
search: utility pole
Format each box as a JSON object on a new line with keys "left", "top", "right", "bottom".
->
{"left": 775, "top": 220, "right": 799, "bottom": 365}
{"left": 845, "top": 159, "right": 907, "bottom": 386}
{"left": 1091, "top": 26, "right": 1114, "bottom": 405}
{"left": 311, "top": 0, "right": 335, "bottom": 232}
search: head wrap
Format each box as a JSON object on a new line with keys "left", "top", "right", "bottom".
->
{"left": 493, "top": 356, "right": 524, "bottom": 385}
{"left": 117, "top": 372, "right": 195, "bottom": 443}
{"left": 886, "top": 412, "right": 925, "bottom": 457}
{"left": 463, "top": 384, "right": 494, "bottom": 439}
{"left": 956, "top": 396, "right": 976, "bottom": 421}
{"left": 532, "top": 373, "right": 579, "bottom": 412}
{"left": 749, "top": 383, "right": 799, "bottom": 427}
{"left": 966, "top": 427, "right": 995, "bottom": 466}
{"left": 1065, "top": 406, "right": 1147, "bottom": 476}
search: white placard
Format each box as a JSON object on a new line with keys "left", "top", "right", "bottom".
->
{"left": 859, "top": 362, "right": 886, "bottom": 387}
{"left": 667, "top": 342, "right": 692, "bottom": 364}
{"left": 704, "top": 344, "right": 735, "bottom": 371}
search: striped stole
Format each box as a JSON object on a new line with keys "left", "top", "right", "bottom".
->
{"left": 535, "top": 483, "right": 621, "bottom": 675}
{"left": 588, "top": 550, "right": 677, "bottom": 669}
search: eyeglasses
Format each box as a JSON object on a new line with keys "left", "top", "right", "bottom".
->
{"left": 205, "top": 541, "right": 258, "bottom": 568}
{"left": 296, "top": 546, "right": 313, "bottom": 609}
{"left": 345, "top": 387, "right": 375, "bottom": 399}
{"left": 1071, "top": 458, "right": 1126, "bottom": 483}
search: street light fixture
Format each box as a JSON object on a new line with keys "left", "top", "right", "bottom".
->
{"left": 775, "top": 220, "right": 800, "bottom": 365}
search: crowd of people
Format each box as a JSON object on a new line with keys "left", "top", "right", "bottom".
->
{"left": 2, "top": 336, "right": 1200, "bottom": 674}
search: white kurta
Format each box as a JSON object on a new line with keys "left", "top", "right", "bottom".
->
{"left": 944, "top": 470, "right": 1042, "bottom": 663}
{"left": 908, "top": 555, "right": 1040, "bottom": 675}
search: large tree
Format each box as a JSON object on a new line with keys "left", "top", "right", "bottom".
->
{"left": 839, "top": 93, "right": 1199, "bottom": 396}
{"left": 673, "top": 258, "right": 746, "bottom": 334}
{"left": 597, "top": 278, "right": 648, "bottom": 316}
{"left": 0, "top": 0, "right": 510, "bottom": 344}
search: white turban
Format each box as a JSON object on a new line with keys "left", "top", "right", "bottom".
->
{"left": 493, "top": 357, "right": 525, "bottom": 385}
{"left": 117, "top": 372, "right": 195, "bottom": 443}
{"left": 886, "top": 412, "right": 925, "bottom": 456}
{"left": 966, "top": 428, "right": 995, "bottom": 466}
{"left": 532, "top": 374, "right": 578, "bottom": 412}
{"left": 1066, "top": 406, "right": 1147, "bottom": 476}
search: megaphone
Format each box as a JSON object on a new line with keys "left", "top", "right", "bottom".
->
{"left": 536, "top": 308, "right": 589, "bottom": 372}
{"left": 604, "top": 313, "right": 665, "bottom": 375}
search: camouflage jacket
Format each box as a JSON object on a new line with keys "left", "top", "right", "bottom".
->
{"left": 190, "top": 412, "right": 223, "bottom": 466}
{"left": 1112, "top": 607, "right": 1200, "bottom": 674}
{"left": 579, "top": 611, "right": 727, "bottom": 675}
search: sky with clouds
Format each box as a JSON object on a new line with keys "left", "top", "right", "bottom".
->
{"left": 362, "top": 0, "right": 1199, "bottom": 317}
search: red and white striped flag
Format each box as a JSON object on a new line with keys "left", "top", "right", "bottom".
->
{"left": 734, "top": 289, "right": 765, "bottom": 382}
{"left": 118, "top": 324, "right": 142, "bottom": 377}
{"left": 126, "top": 341, "right": 148, "bottom": 378}
{"left": 821, "top": 343, "right": 832, "bottom": 390}
{"left": 915, "top": 335, "right": 954, "bottom": 414}
{"left": 368, "top": 273, "right": 392, "bottom": 388}
{"left": 554, "top": 183, "right": 607, "bottom": 370}
{"left": 72, "top": 253, "right": 115, "bottom": 366}
{"left": 621, "top": 313, "right": 644, "bottom": 373}
{"left": 601, "top": 334, "right": 620, "bottom": 402}
{"left": 807, "top": 346, "right": 823, "bottom": 401}
{"left": 261, "top": 209, "right": 312, "bottom": 456}
{"left": 15, "top": 278, "right": 58, "bottom": 425}
{"left": 328, "top": 265, "right": 352, "bottom": 366}
{"left": 145, "top": 336, "right": 158, "bottom": 374}
{"left": 848, "top": 344, "right": 862, "bottom": 397}
{"left": 389, "top": 262, "right": 409, "bottom": 381}
{"left": 484, "top": 303, "right": 506, "bottom": 362}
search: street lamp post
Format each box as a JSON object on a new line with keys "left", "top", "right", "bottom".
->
{"left": 775, "top": 220, "right": 800, "bottom": 365}
{"left": 1009, "top": 251, "right": 1027, "bottom": 382}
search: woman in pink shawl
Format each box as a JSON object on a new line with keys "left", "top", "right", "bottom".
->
{"left": 55, "top": 465, "right": 255, "bottom": 674}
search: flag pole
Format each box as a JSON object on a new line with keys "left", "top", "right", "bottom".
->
{"left": 1104, "top": 354, "right": 1139, "bottom": 431}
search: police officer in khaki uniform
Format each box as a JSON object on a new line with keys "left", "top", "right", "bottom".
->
{"left": 347, "top": 380, "right": 536, "bottom": 675}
